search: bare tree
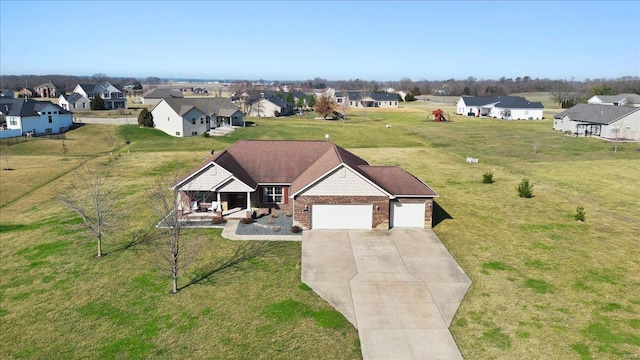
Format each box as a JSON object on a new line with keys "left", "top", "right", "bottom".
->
{"left": 1, "top": 145, "right": 13, "bottom": 170}
{"left": 147, "top": 175, "right": 200, "bottom": 293}
{"left": 550, "top": 81, "right": 575, "bottom": 107}
{"left": 56, "top": 163, "right": 119, "bottom": 257}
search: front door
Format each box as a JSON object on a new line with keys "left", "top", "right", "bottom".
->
{"left": 229, "top": 194, "right": 245, "bottom": 209}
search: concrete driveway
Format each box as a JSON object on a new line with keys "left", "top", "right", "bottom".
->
{"left": 302, "top": 229, "right": 471, "bottom": 360}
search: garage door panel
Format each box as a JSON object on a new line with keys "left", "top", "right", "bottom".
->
{"left": 312, "top": 204, "right": 372, "bottom": 229}
{"left": 391, "top": 202, "right": 425, "bottom": 228}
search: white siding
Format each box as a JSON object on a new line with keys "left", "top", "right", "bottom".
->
{"left": 178, "top": 164, "right": 232, "bottom": 191}
{"left": 301, "top": 166, "right": 386, "bottom": 197}
{"left": 181, "top": 108, "right": 208, "bottom": 136}
{"left": 499, "top": 108, "right": 543, "bottom": 120}
{"left": 151, "top": 100, "right": 187, "bottom": 137}
{"left": 19, "top": 104, "right": 73, "bottom": 135}
{"left": 601, "top": 113, "right": 640, "bottom": 140}
{"left": 216, "top": 178, "right": 253, "bottom": 192}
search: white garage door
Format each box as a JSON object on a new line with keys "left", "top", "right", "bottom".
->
{"left": 312, "top": 204, "right": 373, "bottom": 229}
{"left": 391, "top": 202, "right": 425, "bottom": 228}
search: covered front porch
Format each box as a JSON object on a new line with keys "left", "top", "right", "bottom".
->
{"left": 178, "top": 190, "right": 252, "bottom": 220}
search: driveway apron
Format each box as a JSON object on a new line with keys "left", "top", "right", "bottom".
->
{"left": 302, "top": 229, "right": 471, "bottom": 360}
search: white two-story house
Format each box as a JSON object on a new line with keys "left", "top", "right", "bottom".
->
{"left": 72, "top": 82, "right": 127, "bottom": 109}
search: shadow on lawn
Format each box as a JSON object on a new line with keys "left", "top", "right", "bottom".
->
{"left": 102, "top": 230, "right": 150, "bottom": 256}
{"left": 432, "top": 201, "right": 453, "bottom": 228}
{"left": 180, "top": 241, "right": 287, "bottom": 291}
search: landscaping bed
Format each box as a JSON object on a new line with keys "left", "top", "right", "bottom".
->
{"left": 235, "top": 213, "right": 300, "bottom": 236}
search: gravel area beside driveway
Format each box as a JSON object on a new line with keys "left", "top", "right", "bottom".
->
{"left": 235, "top": 213, "right": 299, "bottom": 236}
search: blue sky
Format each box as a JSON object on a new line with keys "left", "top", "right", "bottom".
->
{"left": 1, "top": 1, "right": 638, "bottom": 81}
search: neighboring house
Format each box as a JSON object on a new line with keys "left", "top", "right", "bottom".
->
{"left": 247, "top": 96, "right": 294, "bottom": 117}
{"left": 0, "top": 89, "right": 15, "bottom": 98}
{"left": 173, "top": 140, "right": 438, "bottom": 229}
{"left": 34, "top": 82, "right": 63, "bottom": 98}
{"left": 73, "top": 82, "right": 127, "bottom": 109}
{"left": 552, "top": 103, "right": 640, "bottom": 140}
{"left": 587, "top": 93, "right": 640, "bottom": 107}
{"left": 193, "top": 87, "right": 208, "bottom": 94}
{"left": 151, "top": 97, "right": 244, "bottom": 137}
{"left": 0, "top": 98, "right": 73, "bottom": 136}
{"left": 456, "top": 95, "right": 544, "bottom": 120}
{"left": 334, "top": 91, "right": 399, "bottom": 108}
{"left": 18, "top": 88, "right": 37, "bottom": 98}
{"left": 58, "top": 93, "right": 90, "bottom": 112}
{"left": 141, "top": 88, "right": 183, "bottom": 105}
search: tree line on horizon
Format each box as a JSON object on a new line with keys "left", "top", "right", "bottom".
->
{"left": 1, "top": 73, "right": 638, "bottom": 106}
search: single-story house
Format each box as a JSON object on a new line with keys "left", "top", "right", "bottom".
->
{"left": 141, "top": 88, "right": 183, "bottom": 105}
{"left": 151, "top": 97, "right": 244, "bottom": 137}
{"left": 73, "top": 82, "right": 127, "bottom": 109}
{"left": 58, "top": 92, "right": 90, "bottom": 112}
{"left": 456, "top": 95, "right": 544, "bottom": 120}
{"left": 247, "top": 96, "right": 293, "bottom": 117}
{"left": 587, "top": 93, "right": 640, "bottom": 107}
{"left": 553, "top": 103, "right": 640, "bottom": 140}
{"left": 335, "top": 91, "right": 399, "bottom": 108}
{"left": 0, "top": 89, "right": 15, "bottom": 99}
{"left": 173, "top": 140, "right": 438, "bottom": 229}
{"left": 0, "top": 98, "right": 73, "bottom": 136}
{"left": 35, "top": 82, "right": 63, "bottom": 98}
{"left": 17, "top": 88, "right": 37, "bottom": 98}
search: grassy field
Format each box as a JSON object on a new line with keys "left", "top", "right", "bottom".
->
{"left": 1, "top": 108, "right": 639, "bottom": 359}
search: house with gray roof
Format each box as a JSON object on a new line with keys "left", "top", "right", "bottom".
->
{"left": 150, "top": 97, "right": 244, "bottom": 137}
{"left": 0, "top": 89, "right": 14, "bottom": 99}
{"left": 141, "top": 88, "right": 184, "bottom": 105}
{"left": 587, "top": 93, "right": 640, "bottom": 107}
{"left": 58, "top": 92, "right": 90, "bottom": 112}
{"left": 246, "top": 96, "right": 294, "bottom": 117}
{"left": 0, "top": 98, "right": 72, "bottom": 137}
{"left": 553, "top": 103, "right": 640, "bottom": 140}
{"left": 173, "top": 140, "right": 438, "bottom": 229}
{"left": 456, "top": 95, "right": 544, "bottom": 120}
{"left": 72, "top": 82, "right": 127, "bottom": 109}
{"left": 334, "top": 91, "right": 399, "bottom": 108}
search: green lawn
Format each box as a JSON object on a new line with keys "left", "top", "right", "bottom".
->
{"left": 1, "top": 110, "right": 639, "bottom": 359}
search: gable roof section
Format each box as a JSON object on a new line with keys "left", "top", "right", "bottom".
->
{"left": 142, "top": 88, "right": 183, "bottom": 99}
{"left": 160, "top": 97, "right": 240, "bottom": 117}
{"left": 553, "top": 103, "right": 639, "bottom": 124}
{"left": 0, "top": 98, "right": 70, "bottom": 116}
{"left": 176, "top": 140, "right": 437, "bottom": 198}
{"left": 461, "top": 95, "right": 543, "bottom": 109}
{"left": 358, "top": 166, "right": 438, "bottom": 197}
{"left": 36, "top": 82, "right": 62, "bottom": 89}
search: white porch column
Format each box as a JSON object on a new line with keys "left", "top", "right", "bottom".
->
{"left": 246, "top": 192, "right": 251, "bottom": 209}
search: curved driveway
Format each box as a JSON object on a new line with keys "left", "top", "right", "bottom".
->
{"left": 301, "top": 229, "right": 471, "bottom": 360}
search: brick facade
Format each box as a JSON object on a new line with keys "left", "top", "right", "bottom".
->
{"left": 293, "top": 195, "right": 390, "bottom": 229}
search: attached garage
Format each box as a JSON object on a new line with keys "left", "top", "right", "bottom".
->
{"left": 390, "top": 201, "right": 425, "bottom": 228}
{"left": 312, "top": 204, "right": 373, "bottom": 229}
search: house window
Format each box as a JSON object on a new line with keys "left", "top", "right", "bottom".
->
{"left": 73, "top": 103, "right": 77, "bottom": 109}
{"left": 48, "top": 115, "right": 53, "bottom": 123}
{"left": 48, "top": 112, "right": 51, "bottom": 114}
{"left": 192, "top": 118, "right": 196, "bottom": 124}
{"left": 54, "top": 111, "right": 58, "bottom": 114}
{"left": 176, "top": 131, "right": 181, "bottom": 136}
{"left": 45, "top": 128, "right": 52, "bottom": 133}
{"left": 168, "top": 117, "right": 170, "bottom": 121}
{"left": 192, "top": 131, "right": 198, "bottom": 136}
{"left": 337, "top": 98, "right": 342, "bottom": 103}
{"left": 10, "top": 119, "right": 17, "bottom": 125}
{"left": 82, "top": 103, "right": 86, "bottom": 109}
{"left": 263, "top": 186, "right": 283, "bottom": 204}
{"left": 200, "top": 118, "right": 204, "bottom": 124}
{"left": 395, "top": 102, "right": 397, "bottom": 105}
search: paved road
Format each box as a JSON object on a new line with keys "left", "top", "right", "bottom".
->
{"left": 73, "top": 117, "right": 134, "bottom": 125}
{"left": 302, "top": 229, "right": 471, "bottom": 360}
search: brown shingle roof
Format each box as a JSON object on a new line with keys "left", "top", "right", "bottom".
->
{"left": 175, "top": 140, "right": 437, "bottom": 197}
{"left": 357, "top": 166, "right": 438, "bottom": 197}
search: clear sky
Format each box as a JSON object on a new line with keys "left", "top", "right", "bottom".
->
{"left": 1, "top": 1, "right": 638, "bottom": 81}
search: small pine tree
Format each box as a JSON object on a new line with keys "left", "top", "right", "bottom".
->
{"left": 482, "top": 171, "right": 494, "bottom": 184}
{"left": 90, "top": 95, "right": 105, "bottom": 110}
{"left": 575, "top": 205, "right": 586, "bottom": 221}
{"left": 516, "top": 178, "right": 534, "bottom": 198}
{"left": 138, "top": 109, "right": 154, "bottom": 127}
